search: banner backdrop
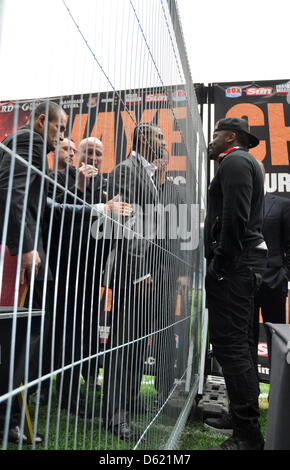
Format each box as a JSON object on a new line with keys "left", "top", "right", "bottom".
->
{"left": 0, "top": 86, "right": 189, "bottom": 184}
{"left": 212, "top": 79, "right": 290, "bottom": 197}
{"left": 1, "top": 82, "right": 289, "bottom": 383}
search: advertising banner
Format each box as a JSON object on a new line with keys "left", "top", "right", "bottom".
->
{"left": 0, "top": 86, "right": 189, "bottom": 185}
{"left": 213, "top": 79, "right": 290, "bottom": 197}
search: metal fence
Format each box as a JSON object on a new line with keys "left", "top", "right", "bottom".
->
{"left": 0, "top": 0, "right": 207, "bottom": 450}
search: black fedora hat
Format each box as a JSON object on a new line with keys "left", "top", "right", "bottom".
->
{"left": 214, "top": 117, "right": 259, "bottom": 148}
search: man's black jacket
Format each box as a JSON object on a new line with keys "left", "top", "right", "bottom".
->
{"left": 261, "top": 193, "right": 290, "bottom": 290}
{"left": 0, "top": 125, "right": 49, "bottom": 279}
{"left": 204, "top": 148, "right": 265, "bottom": 271}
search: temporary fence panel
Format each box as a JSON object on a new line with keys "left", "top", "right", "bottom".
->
{"left": 0, "top": 0, "right": 207, "bottom": 450}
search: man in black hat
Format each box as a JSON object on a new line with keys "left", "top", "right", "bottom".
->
{"left": 204, "top": 117, "right": 268, "bottom": 450}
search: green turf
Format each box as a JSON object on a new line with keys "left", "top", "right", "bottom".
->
{"left": 178, "top": 384, "right": 269, "bottom": 450}
{"left": 4, "top": 381, "right": 270, "bottom": 451}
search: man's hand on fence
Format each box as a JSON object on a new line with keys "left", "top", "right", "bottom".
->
{"left": 105, "top": 194, "right": 134, "bottom": 218}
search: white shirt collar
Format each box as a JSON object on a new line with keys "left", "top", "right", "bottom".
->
{"left": 132, "top": 150, "right": 157, "bottom": 179}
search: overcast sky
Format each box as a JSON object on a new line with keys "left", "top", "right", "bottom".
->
{"left": 177, "top": 0, "right": 289, "bottom": 84}
{"left": 0, "top": 0, "right": 289, "bottom": 100}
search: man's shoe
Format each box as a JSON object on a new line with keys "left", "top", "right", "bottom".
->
{"left": 113, "top": 421, "right": 137, "bottom": 440}
{"left": 0, "top": 425, "right": 28, "bottom": 444}
{"left": 30, "top": 433, "right": 44, "bottom": 445}
{"left": 209, "top": 435, "right": 264, "bottom": 450}
{"left": 204, "top": 413, "right": 233, "bottom": 435}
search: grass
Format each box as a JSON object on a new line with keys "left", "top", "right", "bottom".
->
{"left": 5, "top": 373, "right": 177, "bottom": 451}
{"left": 178, "top": 383, "right": 269, "bottom": 450}
{"left": 4, "top": 380, "right": 270, "bottom": 451}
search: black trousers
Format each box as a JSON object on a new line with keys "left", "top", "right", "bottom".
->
{"left": 54, "top": 264, "right": 101, "bottom": 409}
{"left": 102, "top": 279, "right": 150, "bottom": 428}
{"left": 205, "top": 249, "right": 267, "bottom": 441}
{"left": 152, "top": 267, "right": 176, "bottom": 401}
{"left": 254, "top": 283, "right": 287, "bottom": 361}
{"left": 0, "top": 316, "right": 30, "bottom": 433}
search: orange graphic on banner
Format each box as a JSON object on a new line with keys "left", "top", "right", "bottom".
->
{"left": 159, "top": 107, "right": 187, "bottom": 171}
{"left": 268, "top": 103, "right": 290, "bottom": 166}
{"left": 226, "top": 102, "right": 290, "bottom": 166}
{"left": 70, "top": 113, "right": 88, "bottom": 161}
{"left": 48, "top": 105, "right": 188, "bottom": 172}
{"left": 100, "top": 286, "right": 112, "bottom": 312}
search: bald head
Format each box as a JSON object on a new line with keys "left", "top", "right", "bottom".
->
{"left": 52, "top": 137, "right": 77, "bottom": 169}
{"left": 79, "top": 137, "right": 103, "bottom": 170}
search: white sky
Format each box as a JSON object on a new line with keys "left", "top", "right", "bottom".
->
{"left": 177, "top": 0, "right": 290, "bottom": 84}
{"left": 0, "top": 0, "right": 289, "bottom": 100}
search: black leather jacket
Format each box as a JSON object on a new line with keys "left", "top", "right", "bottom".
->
{"left": 204, "top": 148, "right": 265, "bottom": 271}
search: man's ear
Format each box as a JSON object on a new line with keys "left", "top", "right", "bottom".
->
{"left": 225, "top": 131, "right": 236, "bottom": 145}
{"left": 35, "top": 113, "right": 46, "bottom": 132}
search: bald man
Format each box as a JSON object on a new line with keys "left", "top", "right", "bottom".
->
{"left": 74, "top": 137, "right": 104, "bottom": 199}
{"left": 51, "top": 137, "right": 77, "bottom": 170}
{"left": 49, "top": 137, "right": 105, "bottom": 204}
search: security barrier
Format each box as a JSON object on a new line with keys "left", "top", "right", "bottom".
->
{"left": 0, "top": 0, "right": 207, "bottom": 450}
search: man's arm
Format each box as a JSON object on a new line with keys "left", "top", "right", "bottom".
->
{"left": 108, "top": 163, "right": 152, "bottom": 284}
{"left": 214, "top": 155, "right": 253, "bottom": 270}
{"left": 48, "top": 167, "right": 82, "bottom": 204}
{"left": 0, "top": 131, "right": 45, "bottom": 255}
{"left": 108, "top": 164, "right": 133, "bottom": 202}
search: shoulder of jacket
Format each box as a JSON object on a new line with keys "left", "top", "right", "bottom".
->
{"left": 221, "top": 149, "right": 254, "bottom": 167}
{"left": 17, "top": 126, "right": 44, "bottom": 143}
{"left": 230, "top": 148, "right": 252, "bottom": 158}
{"left": 276, "top": 194, "right": 290, "bottom": 207}
{"left": 115, "top": 155, "right": 137, "bottom": 172}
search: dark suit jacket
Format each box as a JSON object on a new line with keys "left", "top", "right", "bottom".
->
{"left": 261, "top": 193, "right": 290, "bottom": 291}
{"left": 204, "top": 149, "right": 265, "bottom": 271}
{"left": 46, "top": 166, "right": 109, "bottom": 289}
{"left": 0, "top": 125, "right": 49, "bottom": 280}
{"left": 108, "top": 152, "right": 160, "bottom": 283}
{"left": 108, "top": 152, "right": 188, "bottom": 284}
{"left": 48, "top": 165, "right": 108, "bottom": 205}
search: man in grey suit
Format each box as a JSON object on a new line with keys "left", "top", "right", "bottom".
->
{"left": 103, "top": 123, "right": 168, "bottom": 439}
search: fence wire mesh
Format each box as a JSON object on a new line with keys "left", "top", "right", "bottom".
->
{"left": 0, "top": 0, "right": 207, "bottom": 450}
